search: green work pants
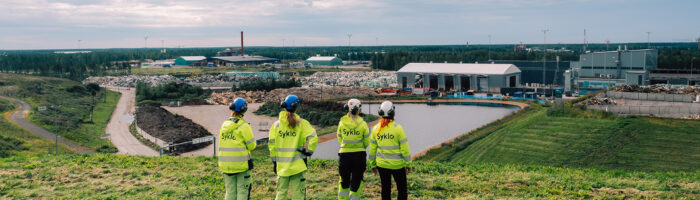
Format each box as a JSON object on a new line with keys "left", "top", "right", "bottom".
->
{"left": 223, "top": 170, "right": 252, "bottom": 200}
{"left": 275, "top": 171, "right": 306, "bottom": 200}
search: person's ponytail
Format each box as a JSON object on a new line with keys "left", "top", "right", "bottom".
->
{"left": 287, "top": 111, "right": 299, "bottom": 129}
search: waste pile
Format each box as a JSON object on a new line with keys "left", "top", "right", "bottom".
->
{"left": 209, "top": 86, "right": 377, "bottom": 105}
{"left": 83, "top": 75, "right": 178, "bottom": 87}
{"left": 135, "top": 104, "right": 212, "bottom": 152}
{"left": 299, "top": 71, "right": 397, "bottom": 88}
{"left": 577, "top": 97, "right": 618, "bottom": 105}
{"left": 614, "top": 84, "right": 700, "bottom": 95}
{"left": 684, "top": 114, "right": 700, "bottom": 120}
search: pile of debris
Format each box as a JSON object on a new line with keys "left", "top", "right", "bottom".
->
{"left": 577, "top": 97, "right": 618, "bottom": 106}
{"left": 684, "top": 114, "right": 700, "bottom": 120}
{"left": 299, "top": 71, "right": 397, "bottom": 88}
{"left": 135, "top": 104, "right": 212, "bottom": 152}
{"left": 614, "top": 84, "right": 700, "bottom": 95}
{"left": 209, "top": 86, "right": 377, "bottom": 105}
{"left": 83, "top": 75, "right": 178, "bottom": 87}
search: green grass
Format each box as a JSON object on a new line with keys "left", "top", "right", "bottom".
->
{"left": 0, "top": 147, "right": 697, "bottom": 199}
{"left": 1, "top": 100, "right": 73, "bottom": 157}
{"left": 420, "top": 104, "right": 700, "bottom": 172}
{"left": 0, "top": 73, "right": 120, "bottom": 151}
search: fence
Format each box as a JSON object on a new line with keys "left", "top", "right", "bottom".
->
{"left": 134, "top": 120, "right": 168, "bottom": 148}
{"left": 604, "top": 91, "right": 697, "bottom": 103}
{"left": 588, "top": 104, "right": 700, "bottom": 115}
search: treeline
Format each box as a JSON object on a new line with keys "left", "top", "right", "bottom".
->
{"left": 233, "top": 78, "right": 300, "bottom": 92}
{"left": 254, "top": 101, "right": 349, "bottom": 127}
{"left": 136, "top": 82, "right": 211, "bottom": 104}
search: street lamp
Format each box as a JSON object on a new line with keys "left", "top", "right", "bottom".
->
{"left": 691, "top": 57, "right": 696, "bottom": 85}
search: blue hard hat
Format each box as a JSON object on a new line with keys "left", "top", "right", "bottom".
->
{"left": 281, "top": 95, "right": 300, "bottom": 111}
{"left": 229, "top": 97, "right": 248, "bottom": 112}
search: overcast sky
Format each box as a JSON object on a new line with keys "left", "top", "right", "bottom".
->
{"left": 1, "top": 0, "right": 698, "bottom": 49}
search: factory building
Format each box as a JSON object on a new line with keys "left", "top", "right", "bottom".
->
{"left": 306, "top": 56, "right": 342, "bottom": 66}
{"left": 564, "top": 48, "right": 658, "bottom": 94}
{"left": 397, "top": 63, "right": 521, "bottom": 93}
{"left": 494, "top": 60, "right": 571, "bottom": 85}
{"left": 174, "top": 56, "right": 207, "bottom": 66}
{"left": 648, "top": 69, "right": 700, "bottom": 86}
{"left": 211, "top": 56, "right": 279, "bottom": 67}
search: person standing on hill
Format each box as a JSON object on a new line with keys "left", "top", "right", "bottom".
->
{"left": 269, "top": 95, "right": 318, "bottom": 200}
{"left": 336, "top": 99, "right": 370, "bottom": 200}
{"left": 369, "top": 101, "right": 412, "bottom": 200}
{"left": 219, "top": 97, "right": 256, "bottom": 200}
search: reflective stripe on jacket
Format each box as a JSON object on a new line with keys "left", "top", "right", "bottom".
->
{"left": 268, "top": 111, "right": 318, "bottom": 176}
{"left": 368, "top": 121, "right": 411, "bottom": 169}
{"left": 218, "top": 117, "right": 256, "bottom": 174}
{"left": 337, "top": 115, "right": 370, "bottom": 153}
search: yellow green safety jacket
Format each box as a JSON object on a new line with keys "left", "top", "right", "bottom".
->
{"left": 218, "top": 117, "right": 256, "bottom": 174}
{"left": 368, "top": 121, "right": 411, "bottom": 170}
{"left": 337, "top": 115, "right": 369, "bottom": 153}
{"left": 268, "top": 111, "right": 318, "bottom": 176}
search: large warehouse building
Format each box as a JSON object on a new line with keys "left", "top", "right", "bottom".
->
{"left": 211, "top": 56, "right": 279, "bottom": 67}
{"left": 397, "top": 63, "right": 521, "bottom": 93}
{"left": 306, "top": 56, "right": 342, "bottom": 66}
{"left": 494, "top": 60, "right": 571, "bottom": 85}
{"left": 174, "top": 56, "right": 207, "bottom": 66}
{"left": 564, "top": 49, "right": 658, "bottom": 94}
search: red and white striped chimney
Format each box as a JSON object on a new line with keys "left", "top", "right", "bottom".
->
{"left": 240, "top": 31, "right": 244, "bottom": 56}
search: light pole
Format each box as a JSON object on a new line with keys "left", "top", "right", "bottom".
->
{"left": 51, "top": 105, "right": 61, "bottom": 155}
{"left": 691, "top": 57, "right": 696, "bottom": 85}
{"left": 542, "top": 29, "right": 549, "bottom": 86}
{"left": 646, "top": 32, "right": 651, "bottom": 49}
{"left": 488, "top": 34, "right": 492, "bottom": 61}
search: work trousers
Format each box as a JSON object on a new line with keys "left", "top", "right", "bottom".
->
{"left": 223, "top": 170, "right": 252, "bottom": 200}
{"left": 377, "top": 167, "right": 407, "bottom": 200}
{"left": 338, "top": 151, "right": 366, "bottom": 199}
{"left": 275, "top": 171, "right": 306, "bottom": 200}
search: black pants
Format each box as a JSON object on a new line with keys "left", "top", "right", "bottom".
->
{"left": 378, "top": 167, "right": 407, "bottom": 200}
{"left": 338, "top": 151, "right": 366, "bottom": 192}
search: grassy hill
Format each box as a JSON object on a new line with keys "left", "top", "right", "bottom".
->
{"left": 0, "top": 99, "right": 73, "bottom": 157}
{"left": 1, "top": 146, "right": 698, "bottom": 199}
{"left": 0, "top": 73, "right": 120, "bottom": 152}
{"left": 419, "top": 104, "right": 700, "bottom": 172}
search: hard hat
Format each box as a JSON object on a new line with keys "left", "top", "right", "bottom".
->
{"left": 377, "top": 101, "right": 395, "bottom": 118}
{"left": 343, "top": 99, "right": 361, "bottom": 114}
{"left": 229, "top": 97, "right": 247, "bottom": 113}
{"left": 280, "top": 95, "right": 300, "bottom": 112}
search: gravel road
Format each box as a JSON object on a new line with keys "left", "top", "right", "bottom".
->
{"left": 104, "top": 87, "right": 159, "bottom": 156}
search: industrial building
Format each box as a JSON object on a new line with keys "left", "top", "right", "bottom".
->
{"left": 649, "top": 69, "right": 700, "bottom": 86}
{"left": 564, "top": 48, "right": 658, "bottom": 94}
{"left": 211, "top": 56, "right": 279, "bottom": 67}
{"left": 174, "top": 56, "right": 207, "bottom": 66}
{"left": 397, "top": 62, "right": 521, "bottom": 93}
{"left": 494, "top": 60, "right": 571, "bottom": 85}
{"left": 306, "top": 56, "right": 342, "bottom": 66}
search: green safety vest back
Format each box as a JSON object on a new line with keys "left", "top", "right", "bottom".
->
{"left": 337, "top": 115, "right": 370, "bottom": 153}
{"left": 218, "top": 117, "right": 256, "bottom": 174}
{"left": 268, "top": 111, "right": 318, "bottom": 176}
{"left": 369, "top": 121, "right": 412, "bottom": 170}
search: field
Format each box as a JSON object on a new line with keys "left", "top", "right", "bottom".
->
{"left": 420, "top": 104, "right": 700, "bottom": 172}
{"left": 0, "top": 99, "right": 73, "bottom": 157}
{"left": 1, "top": 146, "right": 698, "bottom": 199}
{"left": 0, "top": 73, "right": 121, "bottom": 152}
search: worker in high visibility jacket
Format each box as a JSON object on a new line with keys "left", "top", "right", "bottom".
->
{"left": 269, "top": 95, "right": 318, "bottom": 200}
{"left": 219, "top": 97, "right": 256, "bottom": 200}
{"left": 369, "top": 101, "right": 412, "bottom": 200}
{"left": 337, "top": 99, "right": 370, "bottom": 200}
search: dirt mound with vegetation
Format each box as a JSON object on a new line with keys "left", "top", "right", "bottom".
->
{"left": 135, "top": 104, "right": 212, "bottom": 152}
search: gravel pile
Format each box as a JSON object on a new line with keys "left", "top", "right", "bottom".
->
{"left": 614, "top": 85, "right": 700, "bottom": 95}
{"left": 83, "top": 75, "right": 178, "bottom": 87}
{"left": 577, "top": 97, "right": 618, "bottom": 105}
{"left": 209, "top": 86, "right": 377, "bottom": 105}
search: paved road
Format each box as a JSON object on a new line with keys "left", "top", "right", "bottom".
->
{"left": 0, "top": 96, "right": 93, "bottom": 153}
{"left": 104, "top": 87, "right": 159, "bottom": 156}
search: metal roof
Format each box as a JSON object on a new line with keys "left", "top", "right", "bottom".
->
{"left": 212, "top": 56, "right": 278, "bottom": 62}
{"left": 306, "top": 56, "right": 338, "bottom": 61}
{"left": 398, "top": 63, "right": 521, "bottom": 75}
{"left": 178, "top": 56, "right": 207, "bottom": 61}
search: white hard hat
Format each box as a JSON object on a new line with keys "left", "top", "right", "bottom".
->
{"left": 378, "top": 101, "right": 395, "bottom": 118}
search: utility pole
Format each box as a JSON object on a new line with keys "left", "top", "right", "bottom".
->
{"left": 347, "top": 34, "right": 352, "bottom": 46}
{"left": 78, "top": 40, "right": 81, "bottom": 51}
{"left": 488, "top": 34, "right": 492, "bottom": 61}
{"left": 144, "top": 36, "right": 148, "bottom": 49}
{"left": 542, "top": 29, "right": 549, "bottom": 86}
{"left": 282, "top": 39, "right": 285, "bottom": 47}
{"left": 646, "top": 32, "right": 651, "bottom": 49}
{"left": 692, "top": 57, "right": 696, "bottom": 85}
{"left": 583, "top": 29, "right": 587, "bottom": 52}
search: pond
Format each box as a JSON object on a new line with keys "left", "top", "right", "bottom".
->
{"left": 311, "top": 102, "right": 520, "bottom": 159}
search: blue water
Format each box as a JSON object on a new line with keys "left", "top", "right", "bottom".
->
{"left": 311, "top": 103, "right": 519, "bottom": 159}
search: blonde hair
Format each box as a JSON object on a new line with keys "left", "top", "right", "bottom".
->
{"left": 231, "top": 111, "right": 244, "bottom": 118}
{"left": 286, "top": 111, "right": 299, "bottom": 129}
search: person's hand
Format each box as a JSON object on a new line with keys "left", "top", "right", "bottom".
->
{"left": 371, "top": 167, "right": 378, "bottom": 175}
{"left": 406, "top": 167, "right": 412, "bottom": 174}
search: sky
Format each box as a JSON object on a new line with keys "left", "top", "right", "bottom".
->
{"left": 0, "top": 0, "right": 699, "bottom": 49}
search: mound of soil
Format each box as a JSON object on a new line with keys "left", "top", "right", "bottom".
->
{"left": 136, "top": 104, "right": 212, "bottom": 153}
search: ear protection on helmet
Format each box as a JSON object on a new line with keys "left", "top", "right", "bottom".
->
{"left": 229, "top": 97, "right": 248, "bottom": 113}
{"left": 344, "top": 103, "right": 361, "bottom": 115}
{"left": 378, "top": 106, "right": 395, "bottom": 118}
{"left": 281, "top": 95, "right": 299, "bottom": 112}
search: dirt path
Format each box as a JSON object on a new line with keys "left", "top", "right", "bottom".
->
{"left": 164, "top": 103, "right": 278, "bottom": 157}
{"left": 104, "top": 87, "right": 158, "bottom": 156}
{"left": 0, "top": 96, "right": 93, "bottom": 153}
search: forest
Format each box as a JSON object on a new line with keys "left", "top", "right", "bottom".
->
{"left": 1, "top": 42, "right": 698, "bottom": 80}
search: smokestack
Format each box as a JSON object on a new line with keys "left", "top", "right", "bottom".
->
{"left": 240, "top": 31, "right": 244, "bottom": 56}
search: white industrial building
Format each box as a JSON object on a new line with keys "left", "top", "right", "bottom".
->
{"left": 397, "top": 63, "right": 522, "bottom": 93}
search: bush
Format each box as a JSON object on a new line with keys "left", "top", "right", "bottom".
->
{"left": 254, "top": 101, "right": 376, "bottom": 127}
{"left": 136, "top": 82, "right": 211, "bottom": 104}
{"left": 0, "top": 99, "right": 14, "bottom": 113}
